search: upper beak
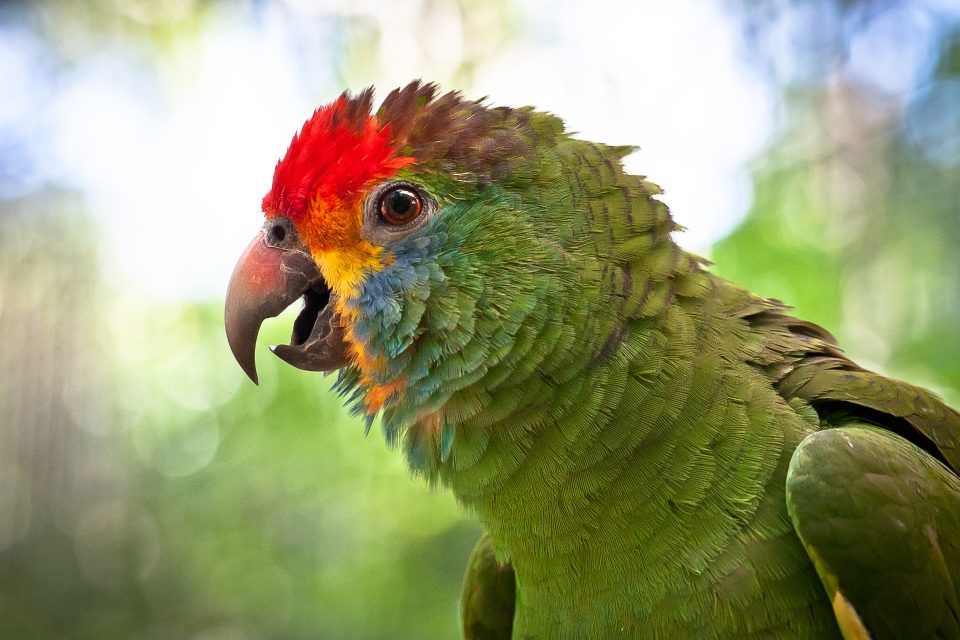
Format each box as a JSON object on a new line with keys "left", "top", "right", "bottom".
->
{"left": 224, "top": 226, "right": 350, "bottom": 384}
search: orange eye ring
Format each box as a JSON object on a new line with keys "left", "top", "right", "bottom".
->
{"left": 378, "top": 187, "right": 423, "bottom": 225}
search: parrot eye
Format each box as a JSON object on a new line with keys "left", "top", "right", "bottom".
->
{"left": 378, "top": 187, "right": 423, "bottom": 225}
{"left": 362, "top": 180, "right": 434, "bottom": 243}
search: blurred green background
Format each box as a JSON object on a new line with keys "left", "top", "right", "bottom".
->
{"left": 1, "top": 0, "right": 958, "bottom": 638}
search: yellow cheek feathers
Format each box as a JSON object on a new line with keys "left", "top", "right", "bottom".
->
{"left": 316, "top": 242, "right": 384, "bottom": 299}
{"left": 295, "top": 198, "right": 402, "bottom": 413}
{"left": 295, "top": 194, "right": 383, "bottom": 298}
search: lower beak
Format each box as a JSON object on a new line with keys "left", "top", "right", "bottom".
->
{"left": 224, "top": 230, "right": 350, "bottom": 384}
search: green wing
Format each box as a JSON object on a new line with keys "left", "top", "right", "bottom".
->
{"left": 790, "top": 367, "right": 960, "bottom": 470}
{"left": 786, "top": 425, "right": 960, "bottom": 639}
{"left": 745, "top": 299, "right": 960, "bottom": 470}
{"left": 730, "top": 292, "right": 960, "bottom": 638}
{"left": 461, "top": 532, "right": 516, "bottom": 640}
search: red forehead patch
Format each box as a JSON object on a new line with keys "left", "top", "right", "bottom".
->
{"left": 262, "top": 95, "right": 414, "bottom": 221}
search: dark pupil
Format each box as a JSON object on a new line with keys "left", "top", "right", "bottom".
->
{"left": 389, "top": 190, "right": 413, "bottom": 216}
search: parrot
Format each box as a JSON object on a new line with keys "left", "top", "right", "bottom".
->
{"left": 223, "top": 81, "right": 960, "bottom": 639}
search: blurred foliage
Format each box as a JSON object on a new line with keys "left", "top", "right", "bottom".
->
{"left": 713, "top": 0, "right": 960, "bottom": 405}
{"left": 0, "top": 0, "right": 958, "bottom": 639}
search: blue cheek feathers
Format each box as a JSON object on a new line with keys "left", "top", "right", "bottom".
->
{"left": 332, "top": 219, "right": 452, "bottom": 426}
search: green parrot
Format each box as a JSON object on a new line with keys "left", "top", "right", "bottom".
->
{"left": 224, "top": 81, "right": 960, "bottom": 639}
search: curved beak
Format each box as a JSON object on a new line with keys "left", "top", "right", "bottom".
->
{"left": 224, "top": 230, "right": 349, "bottom": 384}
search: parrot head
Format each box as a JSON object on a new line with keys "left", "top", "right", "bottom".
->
{"left": 225, "top": 81, "right": 676, "bottom": 459}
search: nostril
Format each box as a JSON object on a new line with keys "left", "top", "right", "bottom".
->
{"left": 269, "top": 223, "right": 286, "bottom": 244}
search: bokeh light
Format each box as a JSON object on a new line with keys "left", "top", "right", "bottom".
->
{"left": 1, "top": 0, "right": 958, "bottom": 638}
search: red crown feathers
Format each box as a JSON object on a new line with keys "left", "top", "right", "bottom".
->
{"left": 262, "top": 93, "right": 414, "bottom": 221}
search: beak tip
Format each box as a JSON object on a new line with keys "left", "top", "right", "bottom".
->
{"left": 225, "top": 327, "right": 260, "bottom": 386}
{"left": 232, "top": 346, "right": 260, "bottom": 385}
{"left": 225, "top": 324, "right": 261, "bottom": 385}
